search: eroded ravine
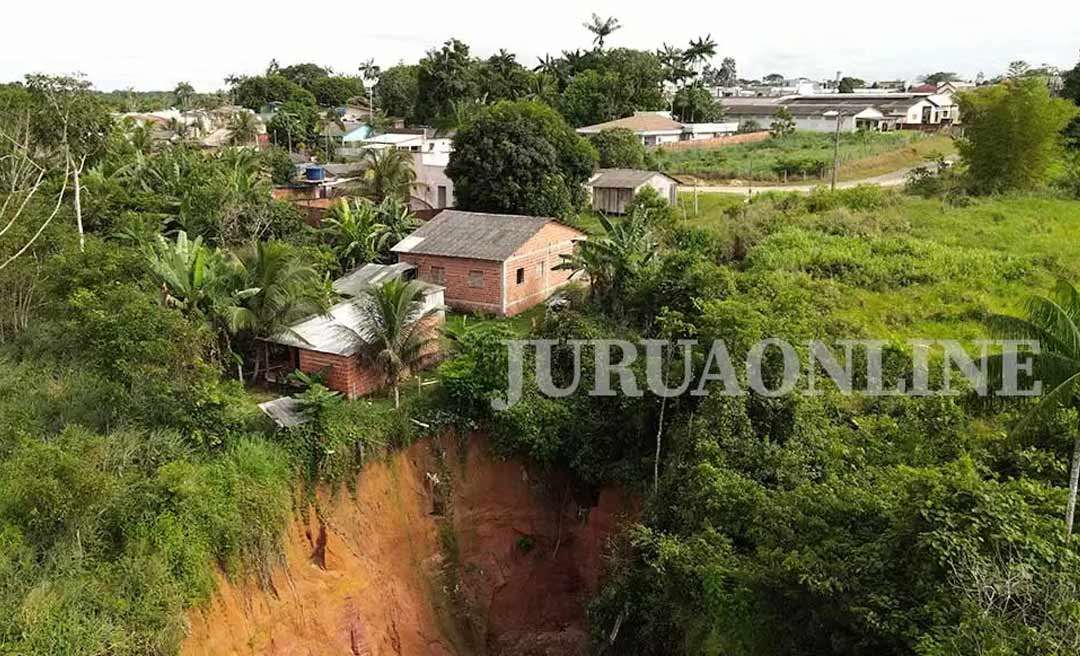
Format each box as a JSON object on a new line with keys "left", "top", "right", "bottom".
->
{"left": 181, "top": 434, "right": 636, "bottom": 656}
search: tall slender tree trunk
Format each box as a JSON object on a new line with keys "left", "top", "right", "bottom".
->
{"left": 393, "top": 383, "right": 400, "bottom": 409}
{"left": 1066, "top": 425, "right": 1080, "bottom": 537}
{"left": 654, "top": 394, "right": 666, "bottom": 492}
{"left": 72, "top": 155, "right": 86, "bottom": 252}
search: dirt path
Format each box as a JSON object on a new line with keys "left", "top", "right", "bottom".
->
{"left": 685, "top": 160, "right": 953, "bottom": 196}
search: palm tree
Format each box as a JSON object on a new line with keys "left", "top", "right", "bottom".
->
{"left": 173, "top": 81, "right": 195, "bottom": 110}
{"left": 143, "top": 231, "right": 249, "bottom": 376}
{"left": 222, "top": 240, "right": 333, "bottom": 381}
{"left": 361, "top": 147, "right": 416, "bottom": 202}
{"left": 316, "top": 110, "right": 345, "bottom": 157}
{"left": 228, "top": 111, "right": 259, "bottom": 147}
{"left": 354, "top": 277, "right": 443, "bottom": 408}
{"left": 561, "top": 49, "right": 591, "bottom": 77}
{"left": 359, "top": 59, "right": 381, "bottom": 122}
{"left": 990, "top": 280, "right": 1080, "bottom": 535}
{"left": 322, "top": 198, "right": 384, "bottom": 271}
{"left": 685, "top": 34, "right": 718, "bottom": 77}
{"left": 525, "top": 73, "right": 560, "bottom": 106}
{"left": 436, "top": 97, "right": 486, "bottom": 136}
{"left": 583, "top": 13, "right": 621, "bottom": 50}
{"left": 555, "top": 209, "right": 655, "bottom": 316}
{"left": 658, "top": 43, "right": 692, "bottom": 112}
{"left": 534, "top": 54, "right": 567, "bottom": 88}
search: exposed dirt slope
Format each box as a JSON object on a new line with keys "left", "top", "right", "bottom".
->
{"left": 181, "top": 435, "right": 636, "bottom": 656}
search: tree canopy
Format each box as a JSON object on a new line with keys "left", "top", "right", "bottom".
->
{"left": 957, "top": 77, "right": 1078, "bottom": 193}
{"left": 588, "top": 128, "right": 648, "bottom": 168}
{"left": 446, "top": 100, "right": 597, "bottom": 218}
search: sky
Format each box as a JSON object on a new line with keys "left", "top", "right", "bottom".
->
{"left": 2, "top": 0, "right": 1078, "bottom": 92}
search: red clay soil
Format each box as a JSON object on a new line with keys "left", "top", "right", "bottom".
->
{"left": 180, "top": 435, "right": 637, "bottom": 656}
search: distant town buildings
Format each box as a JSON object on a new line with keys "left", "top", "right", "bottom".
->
{"left": 117, "top": 106, "right": 266, "bottom": 148}
{"left": 576, "top": 111, "right": 740, "bottom": 147}
{"left": 719, "top": 86, "right": 961, "bottom": 133}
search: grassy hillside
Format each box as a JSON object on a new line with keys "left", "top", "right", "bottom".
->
{"left": 655, "top": 131, "right": 956, "bottom": 184}
{"left": 675, "top": 191, "right": 1079, "bottom": 342}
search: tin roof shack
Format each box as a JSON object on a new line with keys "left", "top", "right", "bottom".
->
{"left": 586, "top": 169, "right": 679, "bottom": 214}
{"left": 391, "top": 210, "right": 586, "bottom": 317}
{"left": 262, "top": 264, "right": 444, "bottom": 399}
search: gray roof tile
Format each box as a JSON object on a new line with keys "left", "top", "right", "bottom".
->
{"left": 589, "top": 168, "right": 675, "bottom": 189}
{"left": 391, "top": 210, "right": 583, "bottom": 261}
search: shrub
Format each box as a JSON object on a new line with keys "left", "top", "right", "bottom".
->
{"left": 625, "top": 186, "right": 675, "bottom": 231}
{"left": 589, "top": 128, "right": 648, "bottom": 169}
{"left": 746, "top": 228, "right": 1027, "bottom": 290}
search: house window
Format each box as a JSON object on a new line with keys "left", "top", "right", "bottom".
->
{"left": 430, "top": 266, "right": 445, "bottom": 284}
{"left": 516, "top": 267, "right": 525, "bottom": 284}
{"left": 468, "top": 270, "right": 484, "bottom": 288}
{"left": 536, "top": 261, "right": 545, "bottom": 278}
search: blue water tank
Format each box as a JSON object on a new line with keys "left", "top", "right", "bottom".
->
{"left": 305, "top": 166, "right": 326, "bottom": 182}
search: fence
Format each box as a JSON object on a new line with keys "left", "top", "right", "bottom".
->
{"left": 653, "top": 131, "right": 771, "bottom": 152}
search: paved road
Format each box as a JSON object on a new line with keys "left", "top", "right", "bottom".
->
{"left": 685, "top": 165, "right": 921, "bottom": 196}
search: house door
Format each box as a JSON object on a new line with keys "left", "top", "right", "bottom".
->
{"left": 437, "top": 185, "right": 447, "bottom": 208}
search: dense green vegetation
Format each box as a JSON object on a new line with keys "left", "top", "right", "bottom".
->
{"left": 437, "top": 187, "right": 1080, "bottom": 654}
{"left": 6, "top": 44, "right": 1080, "bottom": 656}
{"left": 446, "top": 100, "right": 598, "bottom": 218}
{"left": 0, "top": 80, "right": 436, "bottom": 655}
{"left": 588, "top": 127, "right": 652, "bottom": 169}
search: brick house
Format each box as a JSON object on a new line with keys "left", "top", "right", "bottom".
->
{"left": 262, "top": 264, "right": 445, "bottom": 399}
{"left": 391, "top": 210, "right": 586, "bottom": 317}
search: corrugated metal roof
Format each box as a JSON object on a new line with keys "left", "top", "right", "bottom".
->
{"left": 390, "top": 210, "right": 584, "bottom": 262}
{"left": 258, "top": 397, "right": 311, "bottom": 428}
{"left": 334, "top": 263, "right": 417, "bottom": 297}
{"left": 265, "top": 266, "right": 444, "bottom": 355}
{"left": 588, "top": 168, "right": 676, "bottom": 189}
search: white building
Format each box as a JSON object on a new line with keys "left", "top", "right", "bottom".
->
{"left": 412, "top": 152, "right": 455, "bottom": 211}
{"left": 577, "top": 112, "right": 741, "bottom": 146}
{"left": 338, "top": 128, "right": 453, "bottom": 160}
{"left": 720, "top": 93, "right": 960, "bottom": 133}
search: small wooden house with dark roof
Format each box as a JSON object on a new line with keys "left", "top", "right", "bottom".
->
{"left": 586, "top": 169, "right": 680, "bottom": 214}
{"left": 391, "top": 210, "right": 586, "bottom": 317}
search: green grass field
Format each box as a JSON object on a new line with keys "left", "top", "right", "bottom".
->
{"left": 655, "top": 131, "right": 956, "bottom": 184}
{"left": 676, "top": 191, "right": 1080, "bottom": 344}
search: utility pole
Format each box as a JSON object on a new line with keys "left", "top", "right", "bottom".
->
{"left": 747, "top": 151, "right": 753, "bottom": 198}
{"left": 824, "top": 110, "right": 842, "bottom": 191}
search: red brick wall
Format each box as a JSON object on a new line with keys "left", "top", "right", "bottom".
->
{"left": 297, "top": 350, "right": 381, "bottom": 399}
{"left": 399, "top": 253, "right": 505, "bottom": 315}
{"left": 502, "top": 223, "right": 583, "bottom": 317}
{"left": 296, "top": 313, "right": 445, "bottom": 399}
{"left": 401, "top": 224, "right": 583, "bottom": 317}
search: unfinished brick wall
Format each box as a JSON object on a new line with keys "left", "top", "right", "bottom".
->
{"left": 297, "top": 350, "right": 382, "bottom": 399}
{"left": 502, "top": 223, "right": 583, "bottom": 317}
{"left": 400, "top": 222, "right": 584, "bottom": 317}
{"left": 296, "top": 313, "right": 445, "bottom": 399}
{"left": 400, "top": 253, "right": 505, "bottom": 315}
